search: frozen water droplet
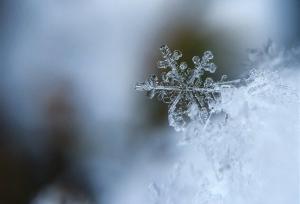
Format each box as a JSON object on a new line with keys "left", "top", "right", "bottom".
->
{"left": 172, "top": 50, "right": 183, "bottom": 60}
{"left": 204, "top": 77, "right": 214, "bottom": 87}
{"left": 204, "top": 63, "right": 217, "bottom": 73}
{"left": 192, "top": 56, "right": 201, "bottom": 65}
{"left": 202, "top": 51, "right": 214, "bottom": 61}
{"left": 179, "top": 62, "right": 188, "bottom": 70}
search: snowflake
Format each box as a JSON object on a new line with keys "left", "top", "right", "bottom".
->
{"left": 136, "top": 45, "right": 240, "bottom": 131}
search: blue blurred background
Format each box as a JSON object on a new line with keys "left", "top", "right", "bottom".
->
{"left": 0, "top": 0, "right": 299, "bottom": 203}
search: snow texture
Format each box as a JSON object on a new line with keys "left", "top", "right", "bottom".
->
{"left": 136, "top": 43, "right": 299, "bottom": 204}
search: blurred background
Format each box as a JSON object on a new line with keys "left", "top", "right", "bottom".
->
{"left": 0, "top": 0, "right": 299, "bottom": 203}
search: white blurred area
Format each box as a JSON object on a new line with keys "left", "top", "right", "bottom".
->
{"left": 0, "top": 0, "right": 299, "bottom": 203}
{"left": 2, "top": 0, "right": 299, "bottom": 128}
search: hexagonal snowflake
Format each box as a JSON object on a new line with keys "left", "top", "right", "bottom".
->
{"left": 136, "top": 45, "right": 240, "bottom": 131}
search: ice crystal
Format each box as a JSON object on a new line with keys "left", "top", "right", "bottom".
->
{"left": 136, "top": 45, "right": 240, "bottom": 131}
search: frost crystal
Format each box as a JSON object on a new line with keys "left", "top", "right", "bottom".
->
{"left": 136, "top": 45, "right": 240, "bottom": 131}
